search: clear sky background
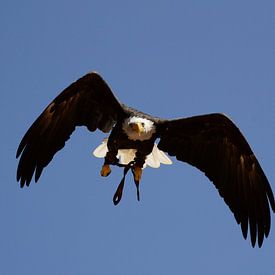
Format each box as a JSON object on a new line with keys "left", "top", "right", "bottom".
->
{"left": 1, "top": 1, "right": 275, "bottom": 274}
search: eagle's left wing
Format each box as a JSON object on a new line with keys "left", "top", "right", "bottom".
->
{"left": 158, "top": 113, "right": 275, "bottom": 247}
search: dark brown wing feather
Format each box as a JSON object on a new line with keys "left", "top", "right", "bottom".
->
{"left": 158, "top": 113, "right": 275, "bottom": 247}
{"left": 16, "top": 72, "right": 125, "bottom": 187}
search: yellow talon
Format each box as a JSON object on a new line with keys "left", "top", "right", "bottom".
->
{"left": 133, "top": 166, "right": 142, "bottom": 182}
{"left": 101, "top": 164, "right": 111, "bottom": 177}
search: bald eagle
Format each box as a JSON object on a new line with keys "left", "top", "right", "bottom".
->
{"left": 16, "top": 72, "right": 275, "bottom": 247}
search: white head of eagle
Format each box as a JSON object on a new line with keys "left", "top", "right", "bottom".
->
{"left": 122, "top": 116, "right": 156, "bottom": 141}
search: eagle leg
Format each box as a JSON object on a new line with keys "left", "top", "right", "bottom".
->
{"left": 133, "top": 166, "right": 142, "bottom": 182}
{"left": 100, "top": 164, "right": 111, "bottom": 177}
{"left": 131, "top": 166, "right": 141, "bottom": 201}
{"left": 132, "top": 165, "right": 142, "bottom": 201}
{"left": 104, "top": 150, "right": 119, "bottom": 165}
{"left": 101, "top": 150, "right": 120, "bottom": 177}
{"left": 132, "top": 152, "right": 146, "bottom": 182}
{"left": 130, "top": 152, "right": 147, "bottom": 201}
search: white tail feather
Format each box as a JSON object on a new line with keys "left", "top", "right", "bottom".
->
{"left": 154, "top": 144, "right": 173, "bottom": 165}
{"left": 92, "top": 139, "right": 172, "bottom": 169}
{"left": 92, "top": 138, "right": 108, "bottom": 157}
{"left": 145, "top": 144, "right": 161, "bottom": 168}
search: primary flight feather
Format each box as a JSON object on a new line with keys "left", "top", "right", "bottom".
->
{"left": 16, "top": 72, "right": 275, "bottom": 247}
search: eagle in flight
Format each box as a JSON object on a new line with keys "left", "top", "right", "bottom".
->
{"left": 16, "top": 72, "right": 275, "bottom": 247}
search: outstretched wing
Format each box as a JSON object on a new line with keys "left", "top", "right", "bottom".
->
{"left": 158, "top": 113, "right": 275, "bottom": 247}
{"left": 16, "top": 72, "right": 126, "bottom": 187}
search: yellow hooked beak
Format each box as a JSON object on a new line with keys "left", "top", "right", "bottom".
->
{"left": 130, "top": 122, "right": 144, "bottom": 135}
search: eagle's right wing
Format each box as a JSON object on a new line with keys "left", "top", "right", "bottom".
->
{"left": 16, "top": 72, "right": 126, "bottom": 187}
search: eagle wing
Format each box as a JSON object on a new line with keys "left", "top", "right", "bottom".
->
{"left": 16, "top": 72, "right": 125, "bottom": 187}
{"left": 158, "top": 113, "right": 275, "bottom": 247}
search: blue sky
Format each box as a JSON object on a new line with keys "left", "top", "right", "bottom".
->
{"left": 1, "top": 0, "right": 275, "bottom": 274}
